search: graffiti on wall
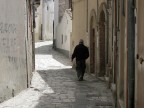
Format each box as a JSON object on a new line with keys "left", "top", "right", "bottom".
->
{"left": 0, "top": 22, "right": 16, "bottom": 34}
{"left": 0, "top": 22, "right": 24, "bottom": 57}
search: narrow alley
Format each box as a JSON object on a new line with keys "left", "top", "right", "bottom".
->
{"left": 0, "top": 41, "right": 114, "bottom": 108}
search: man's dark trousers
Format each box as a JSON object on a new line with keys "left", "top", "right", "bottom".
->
{"left": 76, "top": 60, "right": 86, "bottom": 81}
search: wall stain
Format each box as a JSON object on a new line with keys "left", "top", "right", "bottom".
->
{"left": 0, "top": 22, "right": 16, "bottom": 34}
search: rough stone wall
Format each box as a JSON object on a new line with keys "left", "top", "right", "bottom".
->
{"left": 59, "top": 0, "right": 70, "bottom": 22}
{"left": 56, "top": 10, "right": 72, "bottom": 57}
{"left": 72, "top": 0, "right": 87, "bottom": 49}
{"left": 0, "top": 0, "right": 33, "bottom": 103}
{"left": 26, "top": 0, "right": 34, "bottom": 87}
{"left": 34, "top": 0, "right": 42, "bottom": 41}
{"left": 72, "top": 0, "right": 113, "bottom": 75}
{"left": 42, "top": 0, "right": 54, "bottom": 40}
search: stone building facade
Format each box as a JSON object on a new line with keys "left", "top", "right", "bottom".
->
{"left": 0, "top": 0, "right": 34, "bottom": 103}
{"left": 59, "top": 0, "right": 72, "bottom": 22}
{"left": 54, "top": 0, "right": 72, "bottom": 57}
{"left": 34, "top": 0, "right": 54, "bottom": 41}
{"left": 55, "top": 9, "right": 72, "bottom": 57}
{"left": 135, "top": 1, "right": 144, "bottom": 107}
{"left": 72, "top": 0, "right": 144, "bottom": 108}
{"left": 72, "top": 0, "right": 113, "bottom": 76}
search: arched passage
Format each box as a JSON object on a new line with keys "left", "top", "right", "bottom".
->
{"left": 90, "top": 23, "right": 95, "bottom": 73}
{"left": 99, "top": 10, "right": 106, "bottom": 76}
{"left": 90, "top": 11, "right": 96, "bottom": 73}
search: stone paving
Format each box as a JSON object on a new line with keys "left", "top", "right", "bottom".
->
{"left": 0, "top": 41, "right": 114, "bottom": 108}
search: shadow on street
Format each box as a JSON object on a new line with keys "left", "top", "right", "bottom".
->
{"left": 33, "top": 68, "right": 113, "bottom": 108}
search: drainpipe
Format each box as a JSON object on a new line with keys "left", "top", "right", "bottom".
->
{"left": 86, "top": 0, "right": 88, "bottom": 32}
{"left": 97, "top": 0, "right": 98, "bottom": 19}
{"left": 127, "top": 0, "right": 135, "bottom": 108}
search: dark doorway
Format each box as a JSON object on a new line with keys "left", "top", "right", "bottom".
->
{"left": 99, "top": 10, "right": 106, "bottom": 76}
{"left": 90, "top": 29, "right": 95, "bottom": 73}
{"left": 90, "top": 16, "right": 96, "bottom": 73}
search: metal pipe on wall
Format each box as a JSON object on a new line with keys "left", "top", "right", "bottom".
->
{"left": 86, "top": 0, "right": 88, "bottom": 32}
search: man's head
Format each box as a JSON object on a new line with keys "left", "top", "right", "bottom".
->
{"left": 79, "top": 39, "right": 84, "bottom": 44}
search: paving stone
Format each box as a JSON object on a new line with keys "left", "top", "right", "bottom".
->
{"left": 0, "top": 41, "right": 114, "bottom": 108}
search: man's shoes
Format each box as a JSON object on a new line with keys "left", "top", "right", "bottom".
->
{"left": 78, "top": 77, "right": 83, "bottom": 81}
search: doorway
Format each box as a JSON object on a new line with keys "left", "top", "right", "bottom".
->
{"left": 99, "top": 10, "right": 106, "bottom": 76}
{"left": 90, "top": 28, "right": 95, "bottom": 73}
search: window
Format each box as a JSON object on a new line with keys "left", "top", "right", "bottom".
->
{"left": 65, "top": 35, "right": 67, "bottom": 42}
{"left": 62, "top": 34, "right": 63, "bottom": 44}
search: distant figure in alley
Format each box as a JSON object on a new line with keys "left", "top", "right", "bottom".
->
{"left": 71, "top": 39, "right": 89, "bottom": 81}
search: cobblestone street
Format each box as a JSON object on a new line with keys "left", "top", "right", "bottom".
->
{"left": 0, "top": 41, "right": 114, "bottom": 108}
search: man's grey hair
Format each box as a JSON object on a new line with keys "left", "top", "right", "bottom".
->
{"left": 79, "top": 39, "right": 84, "bottom": 44}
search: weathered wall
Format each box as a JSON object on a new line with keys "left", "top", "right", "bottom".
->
{"left": 46, "top": 1, "right": 54, "bottom": 40}
{"left": 72, "top": 0, "right": 90, "bottom": 72}
{"left": 59, "top": 0, "right": 70, "bottom": 22}
{"left": 35, "top": 0, "right": 42, "bottom": 41}
{"left": 42, "top": 0, "right": 54, "bottom": 40}
{"left": 72, "top": 0, "right": 111, "bottom": 74}
{"left": 56, "top": 10, "right": 72, "bottom": 57}
{"left": 26, "top": 0, "right": 34, "bottom": 87}
{"left": 135, "top": 0, "right": 144, "bottom": 108}
{"left": 0, "top": 0, "right": 33, "bottom": 102}
{"left": 54, "top": 0, "right": 71, "bottom": 49}
{"left": 116, "top": 0, "right": 127, "bottom": 108}
{"left": 72, "top": 0, "right": 87, "bottom": 50}
{"left": 54, "top": 0, "right": 59, "bottom": 48}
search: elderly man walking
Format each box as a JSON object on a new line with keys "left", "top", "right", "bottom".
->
{"left": 71, "top": 39, "right": 89, "bottom": 81}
